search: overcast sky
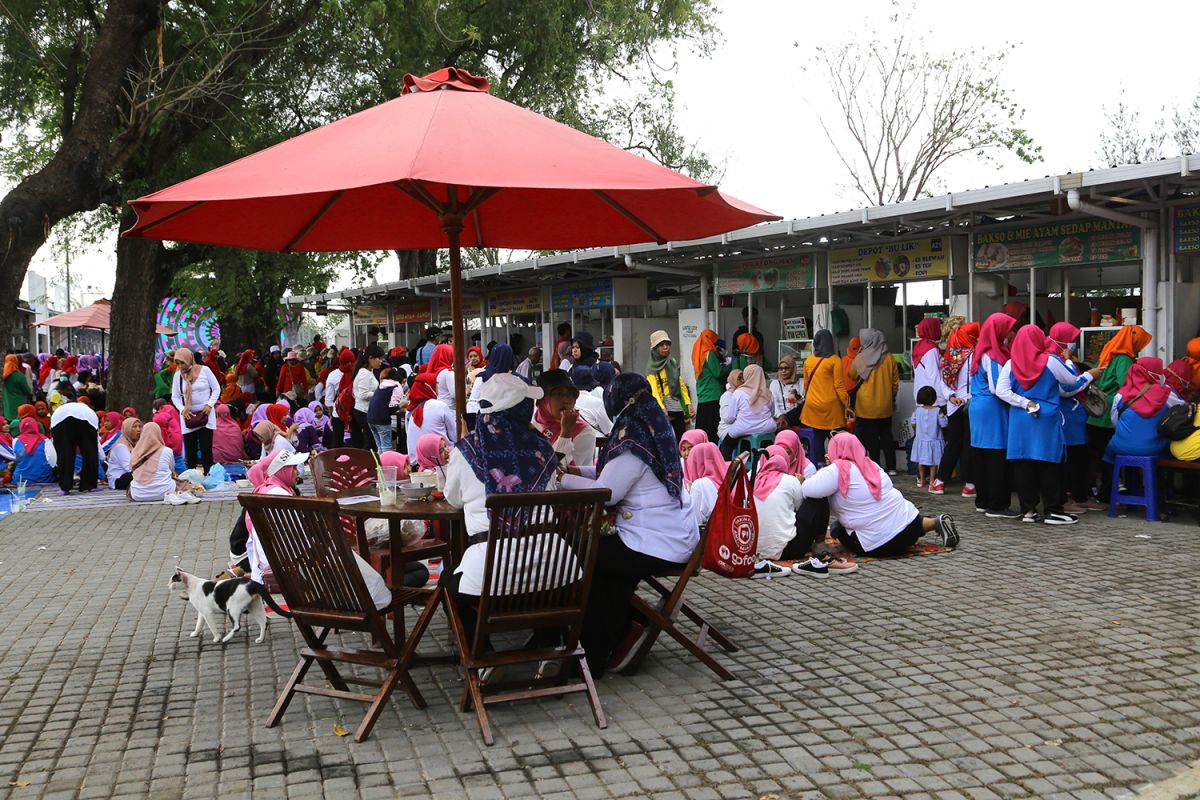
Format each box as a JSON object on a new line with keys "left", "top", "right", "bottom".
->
{"left": 28, "top": 0, "right": 1200, "bottom": 302}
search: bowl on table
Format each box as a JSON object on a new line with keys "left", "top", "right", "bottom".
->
{"left": 400, "top": 483, "right": 434, "bottom": 501}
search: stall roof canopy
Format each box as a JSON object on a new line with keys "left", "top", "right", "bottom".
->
{"left": 286, "top": 154, "right": 1200, "bottom": 308}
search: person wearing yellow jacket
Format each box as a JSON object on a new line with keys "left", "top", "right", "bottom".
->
{"left": 848, "top": 328, "right": 900, "bottom": 473}
{"left": 646, "top": 330, "right": 693, "bottom": 441}
{"left": 800, "top": 329, "right": 851, "bottom": 464}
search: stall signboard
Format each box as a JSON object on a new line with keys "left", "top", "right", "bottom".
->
{"left": 435, "top": 296, "right": 483, "bottom": 319}
{"left": 392, "top": 301, "right": 430, "bottom": 325}
{"left": 352, "top": 304, "right": 389, "bottom": 326}
{"left": 1174, "top": 204, "right": 1200, "bottom": 254}
{"left": 715, "top": 253, "right": 814, "bottom": 294}
{"left": 489, "top": 288, "right": 542, "bottom": 316}
{"left": 974, "top": 219, "right": 1140, "bottom": 270}
{"left": 830, "top": 237, "right": 950, "bottom": 286}
{"left": 551, "top": 280, "right": 612, "bottom": 312}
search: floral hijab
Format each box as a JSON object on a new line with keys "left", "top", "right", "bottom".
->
{"left": 599, "top": 373, "right": 683, "bottom": 505}
{"left": 941, "top": 322, "right": 979, "bottom": 387}
{"left": 456, "top": 398, "right": 557, "bottom": 493}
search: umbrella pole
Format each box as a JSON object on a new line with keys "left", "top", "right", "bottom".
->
{"left": 444, "top": 212, "right": 468, "bottom": 438}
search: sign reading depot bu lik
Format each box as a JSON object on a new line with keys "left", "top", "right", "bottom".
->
{"left": 975, "top": 218, "right": 1140, "bottom": 271}
{"left": 830, "top": 237, "right": 949, "bottom": 286}
{"left": 716, "top": 253, "right": 814, "bottom": 294}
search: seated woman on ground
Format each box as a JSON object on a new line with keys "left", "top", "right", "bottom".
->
{"left": 801, "top": 432, "right": 959, "bottom": 558}
{"left": 12, "top": 417, "right": 56, "bottom": 484}
{"left": 678, "top": 429, "right": 708, "bottom": 469}
{"left": 719, "top": 364, "right": 776, "bottom": 458}
{"left": 107, "top": 418, "right": 141, "bottom": 490}
{"left": 211, "top": 404, "right": 246, "bottom": 465}
{"left": 684, "top": 441, "right": 726, "bottom": 527}
{"left": 127, "top": 422, "right": 194, "bottom": 503}
{"left": 252, "top": 419, "right": 296, "bottom": 457}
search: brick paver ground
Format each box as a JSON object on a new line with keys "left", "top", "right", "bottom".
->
{"left": 1, "top": 489, "right": 1197, "bottom": 799}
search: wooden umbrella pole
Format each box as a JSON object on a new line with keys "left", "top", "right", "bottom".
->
{"left": 443, "top": 191, "right": 468, "bottom": 436}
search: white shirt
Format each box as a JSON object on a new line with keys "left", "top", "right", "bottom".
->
{"left": 754, "top": 474, "right": 806, "bottom": 560}
{"left": 466, "top": 379, "right": 482, "bottom": 415}
{"left": 536, "top": 420, "right": 597, "bottom": 468}
{"left": 561, "top": 453, "right": 699, "bottom": 564}
{"left": 722, "top": 391, "right": 777, "bottom": 439}
{"left": 801, "top": 464, "right": 918, "bottom": 552}
{"left": 936, "top": 356, "right": 971, "bottom": 417}
{"left": 171, "top": 367, "right": 221, "bottom": 432}
{"left": 405, "top": 399, "right": 457, "bottom": 465}
{"left": 324, "top": 367, "right": 345, "bottom": 408}
{"left": 574, "top": 390, "right": 613, "bottom": 436}
{"left": 717, "top": 390, "right": 735, "bottom": 440}
{"left": 107, "top": 441, "right": 132, "bottom": 489}
{"left": 130, "top": 448, "right": 176, "bottom": 502}
{"left": 352, "top": 368, "right": 378, "bottom": 413}
{"left": 50, "top": 402, "right": 99, "bottom": 429}
{"left": 770, "top": 379, "right": 803, "bottom": 418}
{"left": 688, "top": 477, "right": 718, "bottom": 527}
{"left": 913, "top": 348, "right": 943, "bottom": 404}
{"left": 436, "top": 369, "right": 456, "bottom": 406}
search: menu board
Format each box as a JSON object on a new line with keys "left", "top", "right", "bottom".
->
{"left": 830, "top": 237, "right": 949, "bottom": 286}
{"left": 489, "top": 289, "right": 542, "bottom": 316}
{"left": 551, "top": 281, "right": 612, "bottom": 312}
{"left": 1174, "top": 204, "right": 1200, "bottom": 254}
{"left": 352, "top": 304, "right": 389, "bottom": 326}
{"left": 716, "top": 253, "right": 814, "bottom": 294}
{"left": 392, "top": 301, "right": 430, "bottom": 325}
{"left": 975, "top": 219, "right": 1140, "bottom": 270}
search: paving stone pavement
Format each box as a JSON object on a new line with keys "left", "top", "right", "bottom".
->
{"left": 1, "top": 488, "right": 1198, "bottom": 800}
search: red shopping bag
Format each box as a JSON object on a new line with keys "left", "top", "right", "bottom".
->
{"left": 702, "top": 457, "right": 759, "bottom": 578}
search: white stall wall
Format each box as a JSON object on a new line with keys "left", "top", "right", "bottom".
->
{"left": 676, "top": 308, "right": 707, "bottom": 396}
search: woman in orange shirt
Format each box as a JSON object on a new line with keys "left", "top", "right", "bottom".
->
{"left": 800, "top": 330, "right": 851, "bottom": 464}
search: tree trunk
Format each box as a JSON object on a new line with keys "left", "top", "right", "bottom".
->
{"left": 397, "top": 249, "right": 438, "bottom": 280}
{"left": 109, "top": 236, "right": 173, "bottom": 418}
{"left": 0, "top": 0, "right": 159, "bottom": 337}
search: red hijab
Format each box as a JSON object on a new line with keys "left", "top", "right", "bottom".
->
{"left": 424, "top": 344, "right": 455, "bottom": 376}
{"left": 1009, "top": 325, "right": 1054, "bottom": 390}
{"left": 38, "top": 356, "right": 58, "bottom": 385}
{"left": 1119, "top": 357, "right": 1171, "bottom": 418}
{"left": 971, "top": 313, "right": 1017, "bottom": 376}
{"left": 17, "top": 417, "right": 47, "bottom": 454}
{"left": 1047, "top": 322, "right": 1080, "bottom": 359}
{"left": 911, "top": 318, "right": 942, "bottom": 368}
{"left": 265, "top": 403, "right": 289, "bottom": 431}
{"left": 100, "top": 411, "right": 124, "bottom": 444}
{"left": 534, "top": 395, "right": 589, "bottom": 441}
{"left": 408, "top": 375, "right": 437, "bottom": 427}
{"left": 1165, "top": 358, "right": 1193, "bottom": 396}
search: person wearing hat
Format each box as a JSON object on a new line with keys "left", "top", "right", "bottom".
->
{"left": 534, "top": 369, "right": 597, "bottom": 467}
{"left": 645, "top": 330, "right": 693, "bottom": 441}
{"left": 442, "top": 373, "right": 563, "bottom": 660}
{"left": 275, "top": 348, "right": 310, "bottom": 401}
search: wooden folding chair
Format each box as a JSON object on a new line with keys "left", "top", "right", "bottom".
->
{"left": 239, "top": 494, "right": 439, "bottom": 742}
{"left": 443, "top": 489, "right": 611, "bottom": 746}
{"left": 310, "top": 448, "right": 448, "bottom": 637}
{"left": 618, "top": 524, "right": 738, "bottom": 680}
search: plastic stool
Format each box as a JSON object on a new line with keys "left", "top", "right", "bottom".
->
{"left": 1108, "top": 455, "right": 1160, "bottom": 522}
{"left": 797, "top": 428, "right": 816, "bottom": 457}
{"left": 736, "top": 433, "right": 775, "bottom": 457}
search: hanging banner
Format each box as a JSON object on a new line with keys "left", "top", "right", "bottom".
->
{"left": 352, "top": 304, "right": 389, "bottom": 326}
{"left": 392, "top": 301, "right": 430, "bottom": 325}
{"left": 435, "top": 296, "right": 483, "bottom": 319}
{"left": 715, "top": 253, "right": 814, "bottom": 294}
{"left": 974, "top": 219, "right": 1140, "bottom": 270}
{"left": 551, "top": 280, "right": 612, "bottom": 313}
{"left": 1174, "top": 204, "right": 1200, "bottom": 254}
{"left": 489, "top": 288, "right": 542, "bottom": 316}
{"left": 830, "top": 237, "right": 950, "bottom": 286}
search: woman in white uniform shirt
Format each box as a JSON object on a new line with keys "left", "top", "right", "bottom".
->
{"left": 127, "top": 422, "right": 191, "bottom": 503}
{"left": 569, "top": 364, "right": 613, "bottom": 437}
{"left": 683, "top": 442, "right": 727, "bottom": 526}
{"left": 560, "top": 373, "right": 699, "bottom": 676}
{"left": 170, "top": 347, "right": 220, "bottom": 473}
{"left": 107, "top": 417, "right": 141, "bottom": 489}
{"left": 911, "top": 318, "right": 944, "bottom": 405}
{"left": 801, "top": 433, "right": 959, "bottom": 557}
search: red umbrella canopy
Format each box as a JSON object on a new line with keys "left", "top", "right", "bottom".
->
{"left": 124, "top": 68, "right": 779, "bottom": 251}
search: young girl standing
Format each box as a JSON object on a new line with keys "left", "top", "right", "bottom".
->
{"left": 910, "top": 385, "right": 947, "bottom": 489}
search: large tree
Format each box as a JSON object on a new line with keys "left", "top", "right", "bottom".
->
{"left": 2, "top": 0, "right": 716, "bottom": 414}
{"left": 810, "top": 4, "right": 1039, "bottom": 205}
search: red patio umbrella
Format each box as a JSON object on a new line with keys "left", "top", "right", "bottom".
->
{"left": 124, "top": 67, "right": 779, "bottom": 423}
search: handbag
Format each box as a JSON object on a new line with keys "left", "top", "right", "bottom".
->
{"left": 1082, "top": 384, "right": 1109, "bottom": 418}
{"left": 1157, "top": 403, "right": 1198, "bottom": 441}
{"left": 702, "top": 457, "right": 759, "bottom": 578}
{"left": 183, "top": 410, "right": 209, "bottom": 428}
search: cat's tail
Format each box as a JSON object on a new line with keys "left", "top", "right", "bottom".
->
{"left": 247, "top": 581, "right": 292, "bottom": 618}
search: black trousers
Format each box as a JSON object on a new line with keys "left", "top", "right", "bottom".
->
{"left": 183, "top": 427, "right": 213, "bottom": 472}
{"left": 779, "top": 497, "right": 831, "bottom": 559}
{"left": 1013, "top": 458, "right": 1063, "bottom": 515}
{"left": 351, "top": 409, "right": 374, "bottom": 451}
{"left": 854, "top": 417, "right": 895, "bottom": 471}
{"left": 973, "top": 447, "right": 1010, "bottom": 512}
{"left": 331, "top": 417, "right": 346, "bottom": 448}
{"left": 581, "top": 535, "right": 686, "bottom": 678}
{"left": 51, "top": 416, "right": 99, "bottom": 492}
{"left": 832, "top": 513, "right": 924, "bottom": 557}
{"left": 229, "top": 513, "right": 251, "bottom": 571}
{"left": 1062, "top": 444, "right": 1091, "bottom": 504}
{"left": 695, "top": 401, "right": 720, "bottom": 443}
{"left": 1087, "top": 425, "right": 1115, "bottom": 501}
{"left": 668, "top": 411, "right": 687, "bottom": 442}
{"left": 938, "top": 409, "right": 972, "bottom": 485}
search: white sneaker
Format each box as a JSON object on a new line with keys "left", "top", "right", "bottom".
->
{"left": 751, "top": 560, "right": 791, "bottom": 579}
{"left": 183, "top": 492, "right": 201, "bottom": 504}
{"left": 163, "top": 493, "right": 188, "bottom": 506}
{"left": 792, "top": 557, "right": 831, "bottom": 579}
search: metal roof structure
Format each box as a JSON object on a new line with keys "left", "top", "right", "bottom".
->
{"left": 284, "top": 154, "right": 1200, "bottom": 309}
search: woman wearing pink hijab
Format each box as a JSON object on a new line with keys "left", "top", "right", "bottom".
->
{"left": 801, "top": 432, "right": 959, "bottom": 560}
{"left": 683, "top": 442, "right": 726, "bottom": 528}
{"left": 678, "top": 429, "right": 709, "bottom": 465}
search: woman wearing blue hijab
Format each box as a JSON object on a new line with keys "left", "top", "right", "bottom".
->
{"left": 560, "top": 373, "right": 700, "bottom": 676}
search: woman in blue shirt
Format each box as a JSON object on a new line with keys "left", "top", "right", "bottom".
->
{"left": 968, "top": 313, "right": 1017, "bottom": 517}
{"left": 13, "top": 417, "right": 55, "bottom": 484}
{"left": 1104, "top": 357, "right": 1180, "bottom": 463}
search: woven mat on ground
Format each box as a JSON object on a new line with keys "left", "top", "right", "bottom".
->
{"left": 2, "top": 481, "right": 314, "bottom": 515}
{"left": 780, "top": 540, "right": 952, "bottom": 566}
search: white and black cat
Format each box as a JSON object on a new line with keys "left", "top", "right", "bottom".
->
{"left": 168, "top": 568, "right": 274, "bottom": 644}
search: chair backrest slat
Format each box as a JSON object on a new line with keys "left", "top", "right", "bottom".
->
{"left": 472, "top": 489, "right": 610, "bottom": 655}
{"left": 239, "top": 493, "right": 381, "bottom": 623}
{"left": 310, "top": 448, "right": 379, "bottom": 545}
